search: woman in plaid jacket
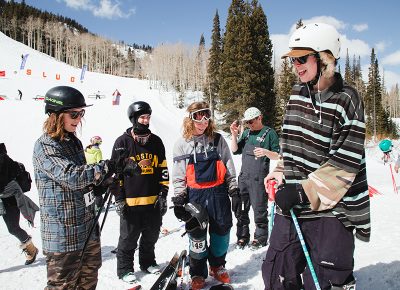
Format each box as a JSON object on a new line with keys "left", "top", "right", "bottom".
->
{"left": 33, "top": 86, "right": 116, "bottom": 290}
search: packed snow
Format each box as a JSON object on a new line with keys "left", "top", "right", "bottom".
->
{"left": 1, "top": 32, "right": 400, "bottom": 289}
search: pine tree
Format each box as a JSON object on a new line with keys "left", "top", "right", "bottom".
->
{"left": 248, "top": 0, "right": 275, "bottom": 128}
{"left": 344, "top": 49, "right": 352, "bottom": 85}
{"left": 219, "top": 0, "right": 275, "bottom": 129}
{"left": 219, "top": 0, "right": 247, "bottom": 128}
{"left": 206, "top": 10, "right": 222, "bottom": 117}
{"left": 365, "top": 49, "right": 397, "bottom": 139}
{"left": 296, "top": 19, "right": 303, "bottom": 29}
{"left": 275, "top": 58, "right": 296, "bottom": 134}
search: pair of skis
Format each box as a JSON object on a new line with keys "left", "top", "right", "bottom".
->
{"left": 150, "top": 250, "right": 187, "bottom": 290}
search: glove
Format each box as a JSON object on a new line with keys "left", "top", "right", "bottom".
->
{"left": 123, "top": 159, "right": 141, "bottom": 177}
{"left": 115, "top": 200, "right": 127, "bottom": 218}
{"left": 155, "top": 193, "right": 168, "bottom": 216}
{"left": 275, "top": 183, "right": 308, "bottom": 212}
{"left": 93, "top": 184, "right": 107, "bottom": 197}
{"left": 108, "top": 179, "right": 122, "bottom": 196}
{"left": 172, "top": 195, "right": 191, "bottom": 222}
{"left": 229, "top": 188, "right": 241, "bottom": 217}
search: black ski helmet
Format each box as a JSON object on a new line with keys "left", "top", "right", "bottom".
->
{"left": 44, "top": 86, "right": 92, "bottom": 114}
{"left": 184, "top": 202, "right": 209, "bottom": 233}
{"left": 127, "top": 101, "right": 152, "bottom": 125}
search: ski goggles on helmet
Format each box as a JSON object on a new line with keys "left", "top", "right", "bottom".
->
{"left": 66, "top": 109, "right": 85, "bottom": 119}
{"left": 290, "top": 53, "right": 315, "bottom": 65}
{"left": 189, "top": 108, "right": 211, "bottom": 123}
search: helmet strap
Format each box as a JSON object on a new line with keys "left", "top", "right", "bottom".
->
{"left": 307, "top": 53, "right": 321, "bottom": 87}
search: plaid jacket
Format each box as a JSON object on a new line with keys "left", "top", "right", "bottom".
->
{"left": 33, "top": 133, "right": 108, "bottom": 252}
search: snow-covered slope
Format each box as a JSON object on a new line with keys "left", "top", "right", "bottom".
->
{"left": 1, "top": 32, "right": 400, "bottom": 289}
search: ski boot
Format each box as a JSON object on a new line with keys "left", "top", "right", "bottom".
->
{"left": 209, "top": 265, "right": 230, "bottom": 284}
{"left": 191, "top": 276, "right": 205, "bottom": 290}
{"left": 236, "top": 238, "right": 248, "bottom": 249}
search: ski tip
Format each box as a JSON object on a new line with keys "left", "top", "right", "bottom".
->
{"left": 127, "top": 285, "right": 141, "bottom": 290}
{"left": 209, "top": 283, "right": 234, "bottom": 290}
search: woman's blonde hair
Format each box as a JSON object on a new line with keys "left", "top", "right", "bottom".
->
{"left": 182, "top": 101, "right": 216, "bottom": 140}
{"left": 319, "top": 51, "right": 336, "bottom": 78}
{"left": 43, "top": 112, "right": 79, "bottom": 140}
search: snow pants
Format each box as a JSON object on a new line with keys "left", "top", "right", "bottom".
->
{"left": 45, "top": 239, "right": 101, "bottom": 290}
{"left": 236, "top": 142, "right": 269, "bottom": 245}
{"left": 187, "top": 186, "right": 232, "bottom": 278}
{"left": 237, "top": 173, "right": 269, "bottom": 244}
{"left": 262, "top": 214, "right": 355, "bottom": 290}
{"left": 117, "top": 208, "right": 162, "bottom": 277}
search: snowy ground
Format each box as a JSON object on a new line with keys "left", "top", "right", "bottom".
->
{"left": 1, "top": 32, "right": 400, "bottom": 289}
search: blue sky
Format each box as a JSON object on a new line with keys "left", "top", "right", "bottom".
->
{"left": 16, "top": 0, "right": 400, "bottom": 88}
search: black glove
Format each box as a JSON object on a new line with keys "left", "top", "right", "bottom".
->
{"left": 155, "top": 193, "right": 168, "bottom": 216}
{"left": 275, "top": 183, "right": 308, "bottom": 212}
{"left": 104, "top": 159, "right": 124, "bottom": 176}
{"left": 172, "top": 195, "right": 191, "bottom": 222}
{"left": 229, "top": 188, "right": 241, "bottom": 217}
{"left": 108, "top": 179, "right": 122, "bottom": 196}
{"left": 93, "top": 184, "right": 107, "bottom": 197}
{"left": 115, "top": 200, "right": 127, "bottom": 218}
{"left": 123, "top": 159, "right": 141, "bottom": 177}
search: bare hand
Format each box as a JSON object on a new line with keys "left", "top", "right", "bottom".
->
{"left": 230, "top": 121, "right": 240, "bottom": 137}
{"left": 254, "top": 147, "right": 267, "bottom": 158}
{"left": 395, "top": 164, "right": 399, "bottom": 173}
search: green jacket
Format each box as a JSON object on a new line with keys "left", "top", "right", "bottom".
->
{"left": 84, "top": 146, "right": 103, "bottom": 164}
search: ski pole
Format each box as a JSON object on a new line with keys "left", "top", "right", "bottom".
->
{"left": 100, "top": 190, "right": 113, "bottom": 231}
{"left": 268, "top": 202, "right": 275, "bottom": 243}
{"left": 267, "top": 179, "right": 277, "bottom": 243}
{"left": 72, "top": 188, "right": 112, "bottom": 289}
{"left": 290, "top": 209, "right": 321, "bottom": 290}
{"left": 389, "top": 164, "right": 398, "bottom": 194}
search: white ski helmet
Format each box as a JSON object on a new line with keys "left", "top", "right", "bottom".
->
{"left": 284, "top": 23, "right": 341, "bottom": 59}
{"left": 243, "top": 107, "right": 261, "bottom": 121}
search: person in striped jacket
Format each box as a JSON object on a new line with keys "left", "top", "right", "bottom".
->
{"left": 262, "top": 23, "right": 369, "bottom": 290}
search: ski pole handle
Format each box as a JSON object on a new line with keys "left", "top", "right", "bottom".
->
{"left": 267, "top": 179, "right": 277, "bottom": 201}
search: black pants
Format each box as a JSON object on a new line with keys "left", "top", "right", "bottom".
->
{"left": 262, "top": 214, "right": 355, "bottom": 290}
{"left": 237, "top": 174, "right": 269, "bottom": 244}
{"left": 117, "top": 209, "right": 161, "bottom": 277}
{"left": 1, "top": 196, "right": 29, "bottom": 243}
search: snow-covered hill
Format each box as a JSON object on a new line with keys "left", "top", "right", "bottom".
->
{"left": 1, "top": 32, "right": 400, "bottom": 289}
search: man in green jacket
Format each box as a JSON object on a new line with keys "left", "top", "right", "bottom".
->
{"left": 230, "top": 107, "right": 280, "bottom": 249}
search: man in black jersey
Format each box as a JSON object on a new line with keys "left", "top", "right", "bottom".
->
{"left": 110, "top": 101, "right": 169, "bottom": 284}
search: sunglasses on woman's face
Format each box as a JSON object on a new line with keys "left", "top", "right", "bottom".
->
{"left": 290, "top": 54, "right": 314, "bottom": 65}
{"left": 190, "top": 108, "right": 212, "bottom": 123}
{"left": 66, "top": 109, "right": 85, "bottom": 119}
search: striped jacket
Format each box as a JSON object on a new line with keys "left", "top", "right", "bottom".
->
{"left": 277, "top": 73, "right": 370, "bottom": 242}
{"left": 33, "top": 133, "right": 109, "bottom": 252}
